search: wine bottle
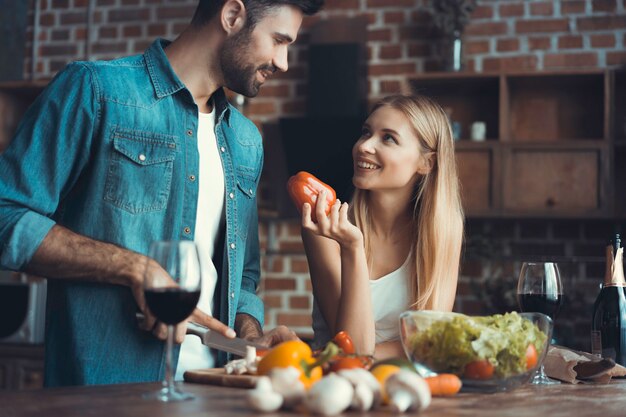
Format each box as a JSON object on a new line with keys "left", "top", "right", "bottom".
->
{"left": 591, "top": 234, "right": 626, "bottom": 366}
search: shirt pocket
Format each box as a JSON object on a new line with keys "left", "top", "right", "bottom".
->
{"left": 235, "top": 172, "right": 256, "bottom": 241}
{"left": 104, "top": 130, "right": 178, "bottom": 214}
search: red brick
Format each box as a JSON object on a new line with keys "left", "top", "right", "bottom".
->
{"left": 258, "top": 84, "right": 291, "bottom": 98}
{"left": 544, "top": 52, "right": 598, "bottom": 68}
{"left": 367, "top": 28, "right": 393, "bottom": 42}
{"left": 247, "top": 101, "right": 276, "bottom": 115}
{"left": 607, "top": 52, "right": 626, "bottom": 66}
{"left": 558, "top": 35, "right": 583, "bottom": 49}
{"left": 273, "top": 66, "right": 305, "bottom": 81}
{"left": 156, "top": 5, "right": 196, "bottom": 19}
{"left": 109, "top": 8, "right": 150, "bottom": 23}
{"left": 75, "top": 27, "right": 86, "bottom": 40}
{"left": 305, "top": 280, "right": 313, "bottom": 291}
{"left": 482, "top": 55, "right": 539, "bottom": 72}
{"left": 268, "top": 257, "right": 284, "bottom": 273}
{"left": 39, "top": 12, "right": 56, "bottom": 27}
{"left": 148, "top": 23, "right": 166, "bottom": 37}
{"left": 92, "top": 42, "right": 128, "bottom": 54}
{"left": 357, "top": 12, "right": 378, "bottom": 26}
{"left": 60, "top": 11, "right": 87, "bottom": 25}
{"left": 40, "top": 44, "right": 78, "bottom": 56}
{"left": 465, "top": 22, "right": 508, "bottom": 37}
{"left": 497, "top": 38, "right": 520, "bottom": 52}
{"left": 323, "top": 0, "right": 360, "bottom": 9}
{"left": 590, "top": 33, "right": 616, "bottom": 47}
{"left": 74, "top": 0, "right": 88, "bottom": 7}
{"left": 380, "top": 80, "right": 402, "bottom": 94}
{"left": 99, "top": 27, "right": 117, "bottom": 39}
{"left": 530, "top": 2, "right": 554, "bottom": 16}
{"left": 398, "top": 25, "right": 433, "bottom": 41}
{"left": 123, "top": 25, "right": 142, "bottom": 37}
{"left": 407, "top": 42, "right": 430, "bottom": 57}
{"left": 282, "top": 222, "right": 301, "bottom": 238}
{"left": 472, "top": 4, "right": 494, "bottom": 19}
{"left": 279, "top": 240, "right": 305, "bottom": 253}
{"left": 264, "top": 277, "right": 297, "bottom": 291}
{"left": 52, "top": 0, "right": 70, "bottom": 8}
{"left": 366, "top": 0, "right": 414, "bottom": 7}
{"left": 577, "top": 16, "right": 626, "bottom": 31}
{"left": 562, "top": 1, "right": 586, "bottom": 14}
{"left": 499, "top": 3, "right": 524, "bottom": 17}
{"left": 466, "top": 40, "right": 490, "bottom": 54}
{"left": 281, "top": 100, "right": 306, "bottom": 115}
{"left": 121, "top": 0, "right": 140, "bottom": 5}
{"left": 51, "top": 29, "right": 70, "bottom": 41}
{"left": 291, "top": 258, "right": 309, "bottom": 273}
{"left": 515, "top": 19, "right": 569, "bottom": 33}
{"left": 289, "top": 296, "right": 311, "bottom": 309}
{"left": 592, "top": 0, "right": 617, "bottom": 12}
{"left": 276, "top": 313, "right": 312, "bottom": 327}
{"left": 384, "top": 11, "right": 405, "bottom": 24}
{"left": 379, "top": 44, "right": 403, "bottom": 60}
{"left": 528, "top": 36, "right": 551, "bottom": 50}
{"left": 263, "top": 294, "right": 283, "bottom": 309}
{"left": 409, "top": 10, "right": 431, "bottom": 25}
{"left": 368, "top": 62, "right": 416, "bottom": 76}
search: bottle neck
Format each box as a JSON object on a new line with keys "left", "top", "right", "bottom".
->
{"left": 605, "top": 245, "right": 626, "bottom": 287}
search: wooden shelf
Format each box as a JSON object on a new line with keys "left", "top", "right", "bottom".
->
{"left": 409, "top": 69, "right": 620, "bottom": 218}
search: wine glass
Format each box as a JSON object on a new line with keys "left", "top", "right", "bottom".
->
{"left": 516, "top": 261, "right": 563, "bottom": 385}
{"left": 143, "top": 240, "right": 202, "bottom": 401}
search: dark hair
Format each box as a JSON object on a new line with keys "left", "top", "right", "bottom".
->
{"left": 191, "top": 0, "right": 324, "bottom": 29}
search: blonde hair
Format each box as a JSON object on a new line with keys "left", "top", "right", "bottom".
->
{"left": 351, "top": 94, "right": 464, "bottom": 310}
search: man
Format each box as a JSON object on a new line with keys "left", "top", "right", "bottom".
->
{"left": 0, "top": 0, "right": 323, "bottom": 387}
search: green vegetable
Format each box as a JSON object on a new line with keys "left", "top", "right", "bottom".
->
{"left": 408, "top": 312, "right": 547, "bottom": 378}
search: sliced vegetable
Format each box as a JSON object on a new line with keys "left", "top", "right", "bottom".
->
{"left": 286, "top": 171, "right": 336, "bottom": 222}
{"left": 424, "top": 374, "right": 462, "bottom": 396}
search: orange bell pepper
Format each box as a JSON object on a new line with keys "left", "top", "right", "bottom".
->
{"left": 256, "top": 340, "right": 323, "bottom": 389}
{"left": 286, "top": 171, "right": 336, "bottom": 222}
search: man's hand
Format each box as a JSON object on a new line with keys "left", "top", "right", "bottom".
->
{"left": 235, "top": 313, "right": 299, "bottom": 348}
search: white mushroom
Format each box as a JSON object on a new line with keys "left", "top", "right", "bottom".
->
{"left": 268, "top": 367, "right": 306, "bottom": 409}
{"left": 337, "top": 368, "right": 382, "bottom": 410}
{"left": 385, "top": 369, "right": 431, "bottom": 413}
{"left": 247, "top": 376, "right": 283, "bottom": 412}
{"left": 304, "top": 373, "right": 354, "bottom": 416}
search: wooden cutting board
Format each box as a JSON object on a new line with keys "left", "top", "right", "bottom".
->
{"left": 183, "top": 368, "right": 259, "bottom": 388}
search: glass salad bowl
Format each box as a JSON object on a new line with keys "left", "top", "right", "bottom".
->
{"left": 399, "top": 311, "right": 553, "bottom": 393}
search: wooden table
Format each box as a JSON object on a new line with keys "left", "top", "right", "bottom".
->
{"left": 2, "top": 380, "right": 626, "bottom": 417}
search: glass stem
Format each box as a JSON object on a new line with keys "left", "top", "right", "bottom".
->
{"left": 164, "top": 324, "right": 175, "bottom": 392}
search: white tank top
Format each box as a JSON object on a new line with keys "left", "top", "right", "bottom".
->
{"left": 311, "top": 255, "right": 412, "bottom": 349}
{"left": 176, "top": 107, "right": 225, "bottom": 379}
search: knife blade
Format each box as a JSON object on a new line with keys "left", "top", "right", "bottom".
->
{"left": 186, "top": 321, "right": 266, "bottom": 356}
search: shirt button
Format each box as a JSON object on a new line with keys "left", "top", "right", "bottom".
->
{"left": 230, "top": 243, "right": 236, "bottom": 250}
{"left": 138, "top": 154, "right": 146, "bottom": 161}
{"left": 183, "top": 227, "right": 191, "bottom": 234}
{"left": 186, "top": 129, "right": 193, "bottom": 136}
{"left": 230, "top": 292, "right": 235, "bottom": 299}
{"left": 189, "top": 175, "right": 196, "bottom": 181}
{"left": 248, "top": 189, "right": 253, "bottom": 195}
{"left": 220, "top": 146, "right": 226, "bottom": 153}
{"left": 229, "top": 192, "right": 235, "bottom": 199}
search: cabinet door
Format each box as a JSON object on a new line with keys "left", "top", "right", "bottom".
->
{"left": 503, "top": 148, "right": 601, "bottom": 212}
{"left": 456, "top": 149, "right": 493, "bottom": 212}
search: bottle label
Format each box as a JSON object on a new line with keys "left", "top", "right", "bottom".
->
{"left": 591, "top": 330, "right": 603, "bottom": 357}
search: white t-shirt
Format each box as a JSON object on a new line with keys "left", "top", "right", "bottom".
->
{"left": 311, "top": 255, "right": 412, "bottom": 349}
{"left": 176, "top": 108, "right": 225, "bottom": 380}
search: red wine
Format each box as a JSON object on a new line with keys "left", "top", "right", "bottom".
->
{"left": 517, "top": 293, "right": 563, "bottom": 319}
{"left": 145, "top": 288, "right": 200, "bottom": 325}
{"left": 591, "top": 234, "right": 626, "bottom": 366}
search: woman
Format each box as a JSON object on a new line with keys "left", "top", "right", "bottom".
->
{"left": 301, "top": 94, "right": 464, "bottom": 359}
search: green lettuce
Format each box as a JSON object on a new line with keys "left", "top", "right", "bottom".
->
{"left": 408, "top": 312, "right": 547, "bottom": 378}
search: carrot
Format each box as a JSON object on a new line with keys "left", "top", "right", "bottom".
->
{"left": 425, "top": 374, "right": 462, "bottom": 396}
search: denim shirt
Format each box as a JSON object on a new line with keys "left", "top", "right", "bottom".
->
{"left": 0, "top": 39, "right": 264, "bottom": 386}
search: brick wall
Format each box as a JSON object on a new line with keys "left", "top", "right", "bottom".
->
{"left": 20, "top": 0, "right": 626, "bottom": 350}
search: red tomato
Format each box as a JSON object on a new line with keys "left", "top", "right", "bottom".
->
{"left": 332, "top": 331, "right": 356, "bottom": 355}
{"left": 464, "top": 360, "right": 495, "bottom": 380}
{"left": 286, "top": 171, "right": 336, "bottom": 222}
{"left": 526, "top": 344, "right": 538, "bottom": 370}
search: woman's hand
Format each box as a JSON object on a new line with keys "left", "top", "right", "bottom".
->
{"left": 302, "top": 189, "right": 363, "bottom": 249}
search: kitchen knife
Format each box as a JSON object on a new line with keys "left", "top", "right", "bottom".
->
{"left": 186, "top": 321, "right": 266, "bottom": 356}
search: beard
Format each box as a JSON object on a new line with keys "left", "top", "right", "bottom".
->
{"left": 220, "top": 28, "right": 275, "bottom": 98}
